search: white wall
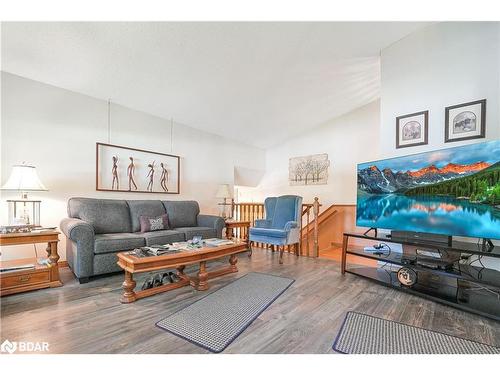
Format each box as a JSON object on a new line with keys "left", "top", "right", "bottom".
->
{"left": 240, "top": 100, "right": 380, "bottom": 207}
{"left": 380, "top": 22, "right": 500, "bottom": 158}
{"left": 380, "top": 21, "right": 500, "bottom": 248}
{"left": 0, "top": 72, "right": 265, "bottom": 260}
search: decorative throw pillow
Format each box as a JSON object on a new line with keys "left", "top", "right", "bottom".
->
{"left": 139, "top": 214, "right": 169, "bottom": 233}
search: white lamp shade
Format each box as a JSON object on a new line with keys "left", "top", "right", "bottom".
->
{"left": 1, "top": 164, "right": 48, "bottom": 191}
{"left": 215, "top": 184, "right": 232, "bottom": 199}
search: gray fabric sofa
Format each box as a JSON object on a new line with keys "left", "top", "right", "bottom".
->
{"left": 60, "top": 198, "right": 225, "bottom": 283}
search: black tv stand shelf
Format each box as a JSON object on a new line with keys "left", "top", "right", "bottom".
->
{"left": 341, "top": 232, "right": 500, "bottom": 321}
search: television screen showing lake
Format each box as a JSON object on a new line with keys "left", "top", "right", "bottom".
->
{"left": 356, "top": 140, "right": 500, "bottom": 240}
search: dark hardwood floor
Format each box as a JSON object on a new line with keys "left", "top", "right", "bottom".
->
{"left": 1, "top": 249, "right": 499, "bottom": 354}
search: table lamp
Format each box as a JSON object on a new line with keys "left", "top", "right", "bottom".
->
{"left": 1, "top": 163, "right": 48, "bottom": 227}
{"left": 215, "top": 184, "right": 233, "bottom": 219}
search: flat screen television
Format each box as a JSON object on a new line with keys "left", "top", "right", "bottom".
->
{"left": 356, "top": 140, "right": 500, "bottom": 240}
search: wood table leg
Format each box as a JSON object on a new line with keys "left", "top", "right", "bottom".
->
{"left": 176, "top": 265, "right": 188, "bottom": 281}
{"left": 229, "top": 254, "right": 238, "bottom": 272}
{"left": 226, "top": 227, "right": 234, "bottom": 240}
{"left": 48, "top": 241, "right": 62, "bottom": 285}
{"left": 341, "top": 234, "right": 348, "bottom": 275}
{"left": 247, "top": 241, "right": 252, "bottom": 257}
{"left": 196, "top": 261, "right": 209, "bottom": 291}
{"left": 121, "top": 271, "right": 137, "bottom": 303}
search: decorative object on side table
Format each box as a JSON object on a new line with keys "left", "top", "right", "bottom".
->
{"left": 216, "top": 184, "right": 233, "bottom": 219}
{"left": 445, "top": 99, "right": 486, "bottom": 143}
{"left": 396, "top": 110, "right": 428, "bottom": 148}
{"left": 0, "top": 230, "right": 62, "bottom": 296}
{"left": 96, "top": 143, "right": 180, "bottom": 194}
{"left": 1, "top": 163, "right": 48, "bottom": 228}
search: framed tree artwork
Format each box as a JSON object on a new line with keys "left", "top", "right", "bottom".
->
{"left": 289, "top": 153, "right": 330, "bottom": 186}
{"left": 445, "top": 99, "right": 486, "bottom": 143}
{"left": 96, "top": 143, "right": 180, "bottom": 194}
{"left": 396, "top": 110, "right": 429, "bottom": 149}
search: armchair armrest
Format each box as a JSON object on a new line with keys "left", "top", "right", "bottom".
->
{"left": 197, "top": 214, "right": 225, "bottom": 238}
{"left": 254, "top": 219, "right": 272, "bottom": 228}
{"left": 60, "top": 218, "right": 95, "bottom": 278}
{"left": 284, "top": 221, "right": 299, "bottom": 231}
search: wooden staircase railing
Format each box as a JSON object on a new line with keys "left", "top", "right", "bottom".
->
{"left": 301, "top": 205, "right": 339, "bottom": 257}
{"left": 231, "top": 198, "right": 321, "bottom": 257}
{"left": 300, "top": 204, "right": 339, "bottom": 256}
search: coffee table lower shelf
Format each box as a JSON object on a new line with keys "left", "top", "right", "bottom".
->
{"left": 117, "top": 241, "right": 248, "bottom": 303}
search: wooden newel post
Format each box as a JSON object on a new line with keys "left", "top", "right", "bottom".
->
{"left": 313, "top": 197, "right": 320, "bottom": 257}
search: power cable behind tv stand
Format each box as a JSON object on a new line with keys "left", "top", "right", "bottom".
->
{"left": 481, "top": 238, "right": 494, "bottom": 252}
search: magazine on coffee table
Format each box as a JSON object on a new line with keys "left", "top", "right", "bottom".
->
{"left": 203, "top": 238, "right": 234, "bottom": 247}
{"left": 129, "top": 245, "right": 181, "bottom": 257}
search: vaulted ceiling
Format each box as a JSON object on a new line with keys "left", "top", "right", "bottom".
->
{"left": 1, "top": 22, "right": 430, "bottom": 148}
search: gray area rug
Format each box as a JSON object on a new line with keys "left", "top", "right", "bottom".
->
{"left": 156, "top": 272, "right": 294, "bottom": 353}
{"left": 333, "top": 311, "right": 500, "bottom": 354}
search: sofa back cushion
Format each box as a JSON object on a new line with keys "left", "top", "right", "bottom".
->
{"left": 68, "top": 198, "right": 132, "bottom": 234}
{"left": 162, "top": 200, "right": 199, "bottom": 228}
{"left": 127, "top": 200, "right": 166, "bottom": 232}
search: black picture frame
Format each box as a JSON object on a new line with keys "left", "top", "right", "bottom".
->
{"left": 396, "top": 110, "right": 429, "bottom": 149}
{"left": 445, "top": 99, "right": 486, "bottom": 143}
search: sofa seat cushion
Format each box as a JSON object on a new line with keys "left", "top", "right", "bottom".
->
{"left": 140, "top": 230, "right": 185, "bottom": 246}
{"left": 249, "top": 227, "right": 287, "bottom": 239}
{"left": 175, "top": 226, "right": 216, "bottom": 240}
{"left": 94, "top": 233, "right": 145, "bottom": 254}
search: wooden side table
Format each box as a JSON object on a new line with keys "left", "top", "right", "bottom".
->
{"left": 0, "top": 230, "right": 63, "bottom": 296}
{"left": 225, "top": 220, "right": 251, "bottom": 256}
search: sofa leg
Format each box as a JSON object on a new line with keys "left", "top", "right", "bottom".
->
{"left": 79, "top": 277, "right": 90, "bottom": 284}
{"left": 279, "top": 247, "right": 284, "bottom": 264}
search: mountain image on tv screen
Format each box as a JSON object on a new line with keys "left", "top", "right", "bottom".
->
{"left": 356, "top": 140, "right": 500, "bottom": 240}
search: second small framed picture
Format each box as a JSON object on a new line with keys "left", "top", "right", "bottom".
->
{"left": 396, "top": 110, "right": 429, "bottom": 149}
{"left": 445, "top": 99, "right": 486, "bottom": 143}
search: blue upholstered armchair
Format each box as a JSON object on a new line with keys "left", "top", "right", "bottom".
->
{"left": 249, "top": 195, "right": 303, "bottom": 264}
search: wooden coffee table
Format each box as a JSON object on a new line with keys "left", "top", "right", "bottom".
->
{"left": 116, "top": 240, "right": 248, "bottom": 303}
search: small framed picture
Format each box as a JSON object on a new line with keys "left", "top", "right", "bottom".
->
{"left": 445, "top": 99, "right": 486, "bottom": 143}
{"left": 396, "top": 110, "right": 428, "bottom": 149}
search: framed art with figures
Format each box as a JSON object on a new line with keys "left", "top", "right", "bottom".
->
{"left": 445, "top": 99, "right": 486, "bottom": 143}
{"left": 396, "top": 110, "right": 429, "bottom": 149}
{"left": 96, "top": 143, "right": 180, "bottom": 194}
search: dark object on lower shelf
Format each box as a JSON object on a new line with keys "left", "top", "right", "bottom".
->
{"left": 341, "top": 231, "right": 500, "bottom": 321}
